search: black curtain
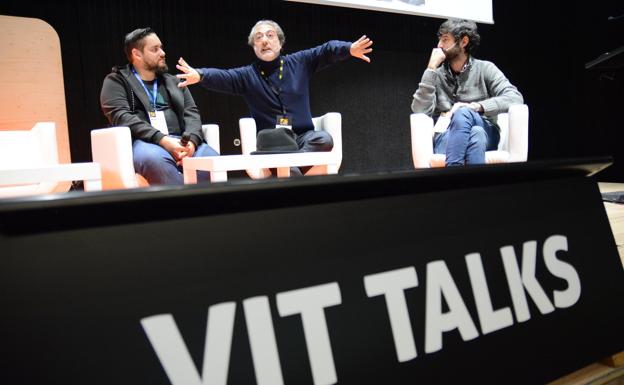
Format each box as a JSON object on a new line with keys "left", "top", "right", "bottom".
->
{"left": 1, "top": 0, "right": 622, "bottom": 180}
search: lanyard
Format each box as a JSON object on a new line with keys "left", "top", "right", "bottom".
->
{"left": 131, "top": 66, "right": 158, "bottom": 111}
{"left": 257, "top": 59, "right": 286, "bottom": 115}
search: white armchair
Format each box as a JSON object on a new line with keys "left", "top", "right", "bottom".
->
{"left": 91, "top": 125, "right": 220, "bottom": 190}
{"left": 239, "top": 112, "right": 343, "bottom": 179}
{"left": 411, "top": 104, "right": 529, "bottom": 168}
{"left": 0, "top": 122, "right": 102, "bottom": 198}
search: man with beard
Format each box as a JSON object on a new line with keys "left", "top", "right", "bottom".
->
{"left": 100, "top": 27, "right": 218, "bottom": 185}
{"left": 175, "top": 20, "right": 372, "bottom": 175}
{"left": 411, "top": 19, "right": 523, "bottom": 166}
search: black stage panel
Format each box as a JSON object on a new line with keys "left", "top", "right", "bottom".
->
{"left": 0, "top": 158, "right": 622, "bottom": 385}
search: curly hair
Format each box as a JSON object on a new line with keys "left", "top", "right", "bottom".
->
{"left": 437, "top": 19, "right": 480, "bottom": 55}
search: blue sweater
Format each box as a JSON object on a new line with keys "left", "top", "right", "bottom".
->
{"left": 197, "top": 40, "right": 351, "bottom": 134}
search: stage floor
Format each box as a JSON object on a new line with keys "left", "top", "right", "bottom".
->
{"left": 600, "top": 183, "right": 624, "bottom": 265}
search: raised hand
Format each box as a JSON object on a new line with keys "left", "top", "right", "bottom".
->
{"left": 427, "top": 48, "right": 447, "bottom": 70}
{"left": 176, "top": 57, "right": 201, "bottom": 88}
{"left": 350, "top": 35, "right": 373, "bottom": 63}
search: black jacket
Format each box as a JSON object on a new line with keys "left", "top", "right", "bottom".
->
{"left": 100, "top": 64, "right": 204, "bottom": 148}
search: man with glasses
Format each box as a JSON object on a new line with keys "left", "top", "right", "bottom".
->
{"left": 100, "top": 28, "right": 219, "bottom": 185}
{"left": 176, "top": 20, "right": 373, "bottom": 172}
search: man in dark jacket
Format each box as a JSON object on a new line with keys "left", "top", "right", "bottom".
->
{"left": 100, "top": 27, "right": 218, "bottom": 185}
{"left": 175, "top": 20, "right": 372, "bottom": 175}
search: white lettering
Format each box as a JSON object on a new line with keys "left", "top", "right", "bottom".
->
{"left": 543, "top": 235, "right": 581, "bottom": 308}
{"left": 501, "top": 241, "right": 555, "bottom": 323}
{"left": 276, "top": 282, "right": 342, "bottom": 385}
{"left": 466, "top": 253, "right": 514, "bottom": 334}
{"left": 243, "top": 296, "right": 284, "bottom": 385}
{"left": 425, "top": 261, "right": 479, "bottom": 354}
{"left": 140, "top": 234, "right": 583, "bottom": 383}
{"left": 364, "top": 267, "right": 418, "bottom": 362}
{"left": 140, "top": 302, "right": 236, "bottom": 385}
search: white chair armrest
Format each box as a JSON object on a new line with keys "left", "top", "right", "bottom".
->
{"left": 410, "top": 113, "right": 435, "bottom": 168}
{"left": 202, "top": 124, "right": 220, "bottom": 154}
{"left": 239, "top": 118, "right": 270, "bottom": 179}
{"left": 32, "top": 122, "right": 60, "bottom": 165}
{"left": 0, "top": 122, "right": 89, "bottom": 196}
{"left": 239, "top": 118, "right": 257, "bottom": 155}
{"left": 0, "top": 163, "right": 102, "bottom": 197}
{"left": 319, "top": 112, "right": 342, "bottom": 172}
{"left": 496, "top": 113, "right": 509, "bottom": 152}
{"left": 507, "top": 104, "right": 529, "bottom": 162}
{"left": 91, "top": 126, "right": 139, "bottom": 189}
{"left": 239, "top": 114, "right": 342, "bottom": 179}
{"left": 1, "top": 122, "right": 57, "bottom": 168}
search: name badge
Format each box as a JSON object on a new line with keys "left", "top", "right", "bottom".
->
{"left": 149, "top": 110, "right": 169, "bottom": 135}
{"left": 276, "top": 115, "right": 293, "bottom": 130}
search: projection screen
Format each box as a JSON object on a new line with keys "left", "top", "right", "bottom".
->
{"left": 286, "top": 0, "right": 494, "bottom": 24}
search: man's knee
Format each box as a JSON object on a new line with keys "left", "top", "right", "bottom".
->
{"left": 469, "top": 126, "right": 487, "bottom": 149}
{"left": 458, "top": 106, "right": 478, "bottom": 117}
{"left": 133, "top": 141, "right": 172, "bottom": 169}
{"left": 451, "top": 107, "right": 479, "bottom": 124}
{"left": 195, "top": 143, "right": 219, "bottom": 157}
{"left": 300, "top": 131, "right": 334, "bottom": 152}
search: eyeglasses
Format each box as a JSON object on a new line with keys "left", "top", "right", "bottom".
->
{"left": 253, "top": 30, "right": 278, "bottom": 43}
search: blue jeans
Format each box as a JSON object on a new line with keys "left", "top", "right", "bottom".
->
{"left": 296, "top": 130, "right": 334, "bottom": 152}
{"left": 132, "top": 138, "right": 219, "bottom": 185}
{"left": 433, "top": 107, "right": 499, "bottom": 166}
{"left": 294, "top": 129, "right": 334, "bottom": 175}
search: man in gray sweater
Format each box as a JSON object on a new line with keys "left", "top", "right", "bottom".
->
{"left": 411, "top": 19, "right": 523, "bottom": 166}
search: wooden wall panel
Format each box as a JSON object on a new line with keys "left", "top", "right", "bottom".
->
{"left": 0, "top": 15, "right": 70, "bottom": 168}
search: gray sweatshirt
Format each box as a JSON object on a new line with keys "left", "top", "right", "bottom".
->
{"left": 411, "top": 57, "right": 523, "bottom": 120}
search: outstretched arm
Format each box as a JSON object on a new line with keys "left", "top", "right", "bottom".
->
{"left": 350, "top": 35, "right": 373, "bottom": 63}
{"left": 175, "top": 57, "right": 248, "bottom": 95}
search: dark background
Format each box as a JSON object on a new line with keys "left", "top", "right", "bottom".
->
{"left": 1, "top": 0, "right": 622, "bottom": 180}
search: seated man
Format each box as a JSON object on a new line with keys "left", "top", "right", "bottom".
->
{"left": 411, "top": 19, "right": 524, "bottom": 166}
{"left": 175, "top": 19, "right": 373, "bottom": 174}
{"left": 100, "top": 27, "right": 218, "bottom": 185}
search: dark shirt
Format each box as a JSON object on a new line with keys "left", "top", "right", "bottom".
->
{"left": 142, "top": 79, "right": 181, "bottom": 135}
{"left": 197, "top": 40, "right": 351, "bottom": 134}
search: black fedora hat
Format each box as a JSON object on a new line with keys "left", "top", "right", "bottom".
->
{"left": 251, "top": 127, "right": 303, "bottom": 154}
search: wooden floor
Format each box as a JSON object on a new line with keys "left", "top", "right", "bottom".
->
{"left": 547, "top": 183, "right": 624, "bottom": 385}
{"left": 599, "top": 183, "right": 624, "bottom": 265}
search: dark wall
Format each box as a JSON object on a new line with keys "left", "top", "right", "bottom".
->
{"left": 1, "top": 0, "right": 622, "bottom": 180}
